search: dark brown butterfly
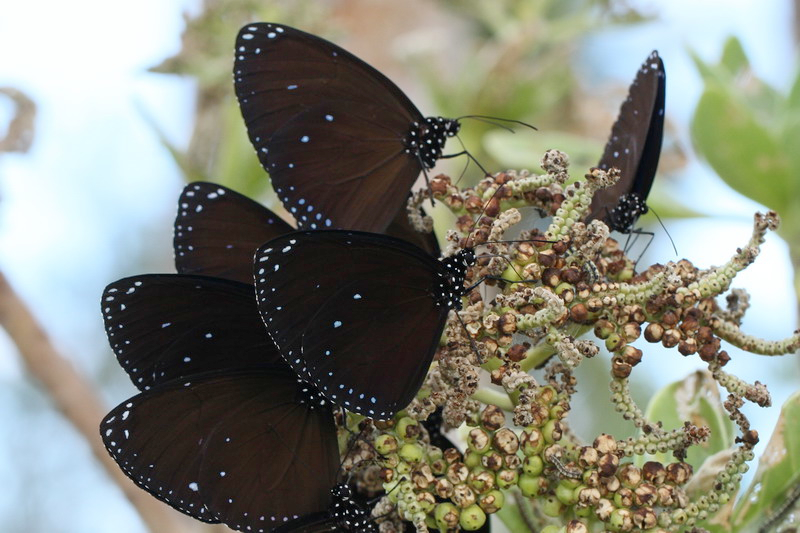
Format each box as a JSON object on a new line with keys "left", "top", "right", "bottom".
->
{"left": 254, "top": 230, "right": 475, "bottom": 420}
{"left": 587, "top": 51, "right": 665, "bottom": 233}
{"left": 100, "top": 274, "right": 339, "bottom": 531}
{"left": 233, "top": 22, "right": 460, "bottom": 234}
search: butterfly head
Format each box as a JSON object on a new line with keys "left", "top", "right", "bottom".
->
{"left": 607, "top": 192, "right": 649, "bottom": 233}
{"left": 405, "top": 116, "right": 460, "bottom": 170}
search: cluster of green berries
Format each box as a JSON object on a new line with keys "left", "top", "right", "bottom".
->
{"left": 374, "top": 413, "right": 499, "bottom": 531}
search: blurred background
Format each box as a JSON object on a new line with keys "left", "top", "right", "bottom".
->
{"left": 1, "top": 0, "right": 799, "bottom": 531}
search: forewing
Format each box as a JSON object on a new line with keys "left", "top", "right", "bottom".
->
{"left": 588, "top": 51, "right": 665, "bottom": 223}
{"left": 101, "top": 274, "right": 276, "bottom": 391}
{"left": 174, "top": 182, "right": 293, "bottom": 284}
{"left": 253, "top": 230, "right": 446, "bottom": 419}
{"left": 234, "top": 23, "right": 425, "bottom": 233}
{"left": 234, "top": 23, "right": 420, "bottom": 149}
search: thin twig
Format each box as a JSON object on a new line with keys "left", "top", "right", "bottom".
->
{"left": 0, "top": 270, "right": 196, "bottom": 533}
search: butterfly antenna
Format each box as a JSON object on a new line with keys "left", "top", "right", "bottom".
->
{"left": 456, "top": 114, "right": 538, "bottom": 132}
{"left": 440, "top": 135, "right": 491, "bottom": 177}
{"left": 649, "top": 206, "right": 678, "bottom": 255}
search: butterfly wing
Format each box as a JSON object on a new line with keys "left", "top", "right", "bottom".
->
{"left": 588, "top": 51, "right": 665, "bottom": 225}
{"left": 101, "top": 274, "right": 275, "bottom": 391}
{"left": 234, "top": 23, "right": 425, "bottom": 233}
{"left": 174, "top": 182, "right": 293, "bottom": 284}
{"left": 253, "top": 230, "right": 449, "bottom": 419}
{"left": 100, "top": 369, "right": 338, "bottom": 530}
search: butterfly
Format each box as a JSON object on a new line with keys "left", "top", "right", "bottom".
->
{"left": 99, "top": 274, "right": 340, "bottom": 531}
{"left": 254, "top": 230, "right": 476, "bottom": 420}
{"left": 233, "top": 22, "right": 461, "bottom": 234}
{"left": 587, "top": 50, "right": 666, "bottom": 233}
{"left": 174, "top": 182, "right": 439, "bottom": 284}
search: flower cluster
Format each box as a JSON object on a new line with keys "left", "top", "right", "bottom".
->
{"left": 337, "top": 150, "right": 799, "bottom": 532}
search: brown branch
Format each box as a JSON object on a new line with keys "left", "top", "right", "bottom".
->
{"left": 0, "top": 270, "right": 198, "bottom": 533}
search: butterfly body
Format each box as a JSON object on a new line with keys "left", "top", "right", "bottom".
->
{"left": 234, "top": 22, "right": 461, "bottom": 233}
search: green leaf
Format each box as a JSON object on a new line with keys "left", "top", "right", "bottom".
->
{"left": 482, "top": 129, "right": 601, "bottom": 172}
{"left": 641, "top": 371, "right": 733, "bottom": 469}
{"left": 731, "top": 391, "right": 800, "bottom": 531}
{"left": 719, "top": 36, "right": 749, "bottom": 76}
{"left": 691, "top": 86, "right": 793, "bottom": 212}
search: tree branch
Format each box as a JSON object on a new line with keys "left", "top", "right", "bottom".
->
{"left": 0, "top": 270, "right": 197, "bottom": 533}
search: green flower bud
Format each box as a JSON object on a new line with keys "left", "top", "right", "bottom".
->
{"left": 464, "top": 450, "right": 482, "bottom": 469}
{"left": 555, "top": 480, "right": 579, "bottom": 505}
{"left": 522, "top": 455, "right": 544, "bottom": 476}
{"left": 399, "top": 443, "right": 424, "bottom": 463}
{"left": 521, "top": 428, "right": 545, "bottom": 455}
{"left": 468, "top": 468, "right": 495, "bottom": 494}
{"left": 434, "top": 502, "right": 460, "bottom": 531}
{"left": 542, "top": 495, "right": 565, "bottom": 517}
{"left": 605, "top": 333, "right": 625, "bottom": 352}
{"left": 396, "top": 417, "right": 420, "bottom": 442}
{"left": 543, "top": 419, "right": 562, "bottom": 444}
{"left": 518, "top": 474, "right": 545, "bottom": 497}
{"left": 459, "top": 504, "right": 487, "bottom": 531}
{"left": 396, "top": 460, "right": 412, "bottom": 475}
{"left": 608, "top": 508, "right": 633, "bottom": 531}
{"left": 478, "top": 489, "right": 505, "bottom": 514}
{"left": 495, "top": 468, "right": 518, "bottom": 490}
{"left": 375, "top": 433, "right": 398, "bottom": 455}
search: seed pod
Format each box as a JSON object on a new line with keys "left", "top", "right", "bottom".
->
{"left": 435, "top": 478, "right": 454, "bottom": 499}
{"left": 635, "top": 482, "right": 658, "bottom": 507}
{"left": 496, "top": 468, "right": 518, "bottom": 490}
{"left": 618, "top": 464, "right": 642, "bottom": 488}
{"left": 468, "top": 469, "right": 495, "bottom": 494}
{"left": 375, "top": 434, "right": 398, "bottom": 455}
{"left": 597, "top": 453, "right": 619, "bottom": 478}
{"left": 521, "top": 428, "right": 545, "bottom": 455}
{"left": 481, "top": 405, "right": 506, "bottom": 431}
{"left": 481, "top": 451, "right": 503, "bottom": 471}
{"left": 492, "top": 428, "right": 519, "bottom": 455}
{"left": 478, "top": 489, "right": 505, "bottom": 514}
{"left": 593, "top": 433, "right": 618, "bottom": 454}
{"left": 522, "top": 455, "right": 544, "bottom": 476}
{"left": 452, "top": 483, "right": 477, "bottom": 508}
{"left": 399, "top": 442, "right": 424, "bottom": 463}
{"left": 396, "top": 417, "right": 421, "bottom": 441}
{"left": 621, "top": 322, "right": 641, "bottom": 342}
{"left": 467, "top": 428, "right": 491, "bottom": 454}
{"left": 518, "top": 474, "right": 546, "bottom": 497}
{"left": 446, "top": 462, "right": 470, "bottom": 484}
{"left": 434, "top": 502, "right": 460, "bottom": 531}
{"left": 644, "top": 323, "right": 664, "bottom": 342}
{"left": 459, "top": 503, "right": 487, "bottom": 531}
{"left": 614, "top": 487, "right": 635, "bottom": 508}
